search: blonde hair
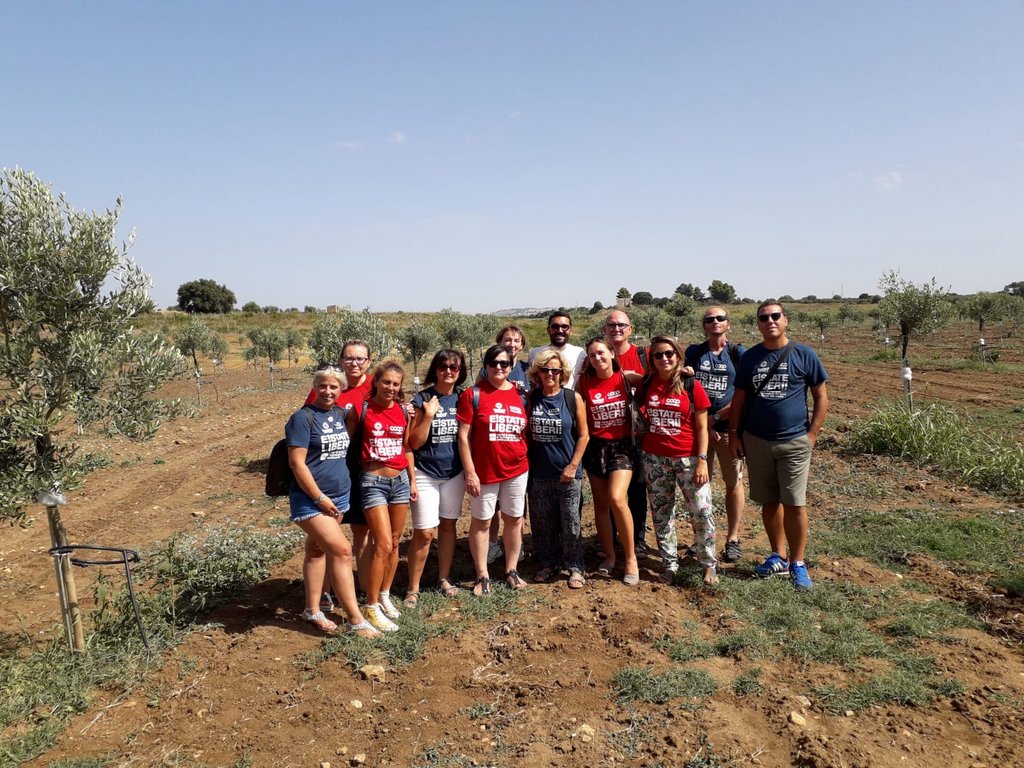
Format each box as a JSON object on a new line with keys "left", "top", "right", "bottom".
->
{"left": 527, "top": 348, "right": 570, "bottom": 387}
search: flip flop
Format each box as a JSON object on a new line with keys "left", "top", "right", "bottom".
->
{"left": 301, "top": 609, "right": 338, "bottom": 635}
{"left": 505, "top": 570, "right": 527, "bottom": 590}
{"left": 345, "top": 620, "right": 380, "bottom": 639}
{"left": 473, "top": 576, "right": 491, "bottom": 597}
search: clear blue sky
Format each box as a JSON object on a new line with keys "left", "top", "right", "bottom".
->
{"left": 4, "top": 2, "right": 1022, "bottom": 313}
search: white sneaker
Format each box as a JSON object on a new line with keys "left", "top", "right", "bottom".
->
{"left": 364, "top": 604, "right": 399, "bottom": 632}
{"left": 379, "top": 592, "right": 402, "bottom": 620}
{"left": 486, "top": 539, "right": 504, "bottom": 565}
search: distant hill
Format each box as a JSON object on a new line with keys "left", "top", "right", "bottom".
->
{"left": 492, "top": 307, "right": 555, "bottom": 317}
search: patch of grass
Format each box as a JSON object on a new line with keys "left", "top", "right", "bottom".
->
{"left": 684, "top": 734, "right": 736, "bottom": 768}
{"left": 848, "top": 399, "right": 1024, "bottom": 497}
{"left": 461, "top": 702, "right": 495, "bottom": 720}
{"left": 412, "top": 742, "right": 476, "bottom": 768}
{"left": 303, "top": 589, "right": 539, "bottom": 672}
{"left": 818, "top": 507, "right": 1024, "bottom": 576}
{"left": 882, "top": 598, "right": 982, "bottom": 641}
{"left": 991, "top": 567, "right": 1024, "bottom": 597}
{"left": 813, "top": 654, "right": 959, "bottom": 714}
{"left": 612, "top": 666, "right": 717, "bottom": 706}
{"left": 654, "top": 632, "right": 715, "bottom": 662}
{"left": 731, "top": 667, "right": 763, "bottom": 696}
{"left": 46, "top": 759, "right": 113, "bottom": 768}
{"left": 607, "top": 711, "right": 657, "bottom": 758}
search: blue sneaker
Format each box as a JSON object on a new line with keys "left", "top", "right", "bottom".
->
{"left": 754, "top": 553, "right": 789, "bottom": 578}
{"left": 790, "top": 562, "right": 813, "bottom": 591}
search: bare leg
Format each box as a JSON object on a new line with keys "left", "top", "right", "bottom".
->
{"left": 382, "top": 503, "right": 408, "bottom": 593}
{"left": 761, "top": 502, "right": 785, "bottom": 557}
{"left": 502, "top": 512, "right": 523, "bottom": 574}
{"left": 488, "top": 513, "right": 501, "bottom": 545}
{"left": 589, "top": 474, "right": 615, "bottom": 569}
{"left": 363, "top": 506, "right": 393, "bottom": 606}
{"left": 406, "top": 527, "right": 435, "bottom": 595}
{"left": 303, "top": 535, "right": 327, "bottom": 611}
{"left": 469, "top": 516, "right": 491, "bottom": 593}
{"left": 296, "top": 516, "right": 375, "bottom": 637}
{"left": 437, "top": 518, "right": 457, "bottom": 584}
{"left": 782, "top": 503, "right": 808, "bottom": 562}
{"left": 725, "top": 483, "right": 744, "bottom": 542}
{"left": 351, "top": 524, "right": 370, "bottom": 594}
{"left": 608, "top": 469, "right": 638, "bottom": 576}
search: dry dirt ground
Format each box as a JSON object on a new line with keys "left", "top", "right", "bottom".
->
{"left": 4, "top": 324, "right": 1024, "bottom": 768}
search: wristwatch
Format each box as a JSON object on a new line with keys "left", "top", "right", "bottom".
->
{"left": 697, "top": 453, "right": 707, "bottom": 460}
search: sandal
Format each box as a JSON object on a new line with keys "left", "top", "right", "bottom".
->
{"left": 534, "top": 566, "right": 555, "bottom": 583}
{"left": 622, "top": 572, "right": 640, "bottom": 587}
{"left": 568, "top": 570, "right": 586, "bottom": 589}
{"left": 505, "top": 569, "right": 527, "bottom": 590}
{"left": 345, "top": 620, "right": 380, "bottom": 639}
{"left": 439, "top": 578, "right": 459, "bottom": 598}
{"left": 301, "top": 608, "right": 338, "bottom": 635}
{"left": 596, "top": 561, "right": 615, "bottom": 578}
{"left": 403, "top": 591, "right": 420, "bottom": 608}
{"left": 473, "top": 576, "right": 491, "bottom": 597}
{"left": 659, "top": 567, "right": 678, "bottom": 585}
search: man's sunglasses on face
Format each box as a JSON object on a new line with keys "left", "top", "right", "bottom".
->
{"left": 702, "top": 315, "right": 727, "bottom": 324}
{"left": 758, "top": 312, "right": 783, "bottom": 322}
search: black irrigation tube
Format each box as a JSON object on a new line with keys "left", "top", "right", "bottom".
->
{"left": 47, "top": 545, "right": 150, "bottom": 650}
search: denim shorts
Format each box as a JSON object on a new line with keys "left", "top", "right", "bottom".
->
{"left": 289, "top": 490, "right": 350, "bottom": 523}
{"left": 361, "top": 468, "right": 412, "bottom": 510}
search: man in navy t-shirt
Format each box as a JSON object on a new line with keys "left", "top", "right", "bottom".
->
{"left": 729, "top": 301, "right": 829, "bottom": 591}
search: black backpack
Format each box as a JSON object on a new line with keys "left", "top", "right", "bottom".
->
{"left": 265, "top": 407, "right": 313, "bottom": 497}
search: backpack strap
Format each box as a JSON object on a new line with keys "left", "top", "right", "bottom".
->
{"left": 472, "top": 385, "right": 481, "bottom": 412}
{"left": 562, "top": 387, "right": 577, "bottom": 436}
{"left": 727, "top": 341, "right": 741, "bottom": 369}
{"left": 636, "top": 345, "right": 648, "bottom": 374}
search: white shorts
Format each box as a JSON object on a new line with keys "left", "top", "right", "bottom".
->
{"left": 411, "top": 472, "right": 466, "bottom": 529}
{"left": 469, "top": 471, "right": 529, "bottom": 521}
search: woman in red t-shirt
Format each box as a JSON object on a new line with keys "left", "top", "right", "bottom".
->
{"left": 345, "top": 360, "right": 416, "bottom": 632}
{"left": 457, "top": 343, "right": 530, "bottom": 595}
{"left": 577, "top": 337, "right": 640, "bottom": 586}
{"left": 640, "top": 335, "right": 717, "bottom": 586}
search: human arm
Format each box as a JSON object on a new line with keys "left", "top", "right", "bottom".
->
{"left": 458, "top": 422, "right": 480, "bottom": 497}
{"left": 288, "top": 445, "right": 340, "bottom": 517}
{"left": 560, "top": 392, "right": 590, "bottom": 484}
{"left": 807, "top": 383, "right": 829, "bottom": 446}
{"left": 727, "top": 389, "right": 746, "bottom": 459}
{"left": 408, "top": 397, "right": 439, "bottom": 450}
{"left": 692, "top": 409, "right": 709, "bottom": 485}
{"left": 403, "top": 426, "right": 418, "bottom": 502}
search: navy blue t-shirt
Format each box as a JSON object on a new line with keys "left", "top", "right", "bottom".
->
{"left": 411, "top": 387, "right": 463, "bottom": 479}
{"left": 527, "top": 389, "right": 582, "bottom": 480}
{"left": 684, "top": 341, "right": 746, "bottom": 428}
{"left": 735, "top": 342, "right": 828, "bottom": 442}
{"left": 285, "top": 405, "right": 351, "bottom": 497}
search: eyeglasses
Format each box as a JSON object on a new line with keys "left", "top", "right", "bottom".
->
{"left": 487, "top": 360, "right": 512, "bottom": 369}
{"left": 703, "top": 315, "right": 728, "bottom": 324}
{"left": 539, "top": 366, "right": 562, "bottom": 375}
{"left": 757, "top": 312, "right": 783, "bottom": 322}
{"left": 315, "top": 364, "right": 343, "bottom": 374}
{"left": 652, "top": 350, "right": 676, "bottom": 361}
{"left": 437, "top": 363, "right": 461, "bottom": 372}
{"left": 604, "top": 322, "right": 630, "bottom": 329}
{"left": 342, "top": 356, "right": 369, "bottom": 364}
{"left": 549, "top": 323, "right": 571, "bottom": 331}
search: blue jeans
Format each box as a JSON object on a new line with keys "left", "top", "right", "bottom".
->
{"left": 361, "top": 469, "right": 412, "bottom": 509}
{"left": 289, "top": 490, "right": 350, "bottom": 523}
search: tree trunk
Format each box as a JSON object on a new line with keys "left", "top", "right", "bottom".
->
{"left": 47, "top": 504, "right": 85, "bottom": 651}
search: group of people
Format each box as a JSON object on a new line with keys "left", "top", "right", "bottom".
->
{"left": 282, "top": 300, "right": 829, "bottom": 637}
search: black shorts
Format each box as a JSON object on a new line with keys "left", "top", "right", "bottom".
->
{"left": 583, "top": 436, "right": 635, "bottom": 479}
{"left": 340, "top": 479, "right": 367, "bottom": 526}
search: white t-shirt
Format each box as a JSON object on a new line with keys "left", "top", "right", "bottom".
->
{"left": 528, "top": 343, "right": 587, "bottom": 389}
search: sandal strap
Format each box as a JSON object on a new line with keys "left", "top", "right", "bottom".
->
{"left": 346, "top": 620, "right": 375, "bottom": 632}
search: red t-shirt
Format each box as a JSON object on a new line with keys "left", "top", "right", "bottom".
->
{"left": 360, "top": 399, "right": 409, "bottom": 470}
{"left": 640, "top": 377, "right": 711, "bottom": 457}
{"left": 456, "top": 383, "right": 528, "bottom": 484}
{"left": 616, "top": 344, "right": 646, "bottom": 377}
{"left": 304, "top": 377, "right": 373, "bottom": 412}
{"left": 578, "top": 371, "right": 631, "bottom": 440}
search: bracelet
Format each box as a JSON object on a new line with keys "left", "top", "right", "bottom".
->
{"left": 313, "top": 493, "right": 325, "bottom": 506}
{"left": 697, "top": 454, "right": 708, "bottom": 460}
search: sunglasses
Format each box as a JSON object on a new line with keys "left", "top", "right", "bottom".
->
{"left": 652, "top": 350, "right": 676, "bottom": 361}
{"left": 604, "top": 322, "right": 630, "bottom": 329}
{"left": 758, "top": 312, "right": 784, "bottom": 322}
{"left": 487, "top": 360, "right": 512, "bottom": 369}
{"left": 703, "top": 315, "right": 728, "bottom": 324}
{"left": 342, "top": 356, "right": 369, "bottom": 364}
{"left": 549, "top": 323, "right": 571, "bottom": 331}
{"left": 539, "top": 366, "right": 562, "bottom": 375}
{"left": 437, "top": 363, "right": 461, "bottom": 372}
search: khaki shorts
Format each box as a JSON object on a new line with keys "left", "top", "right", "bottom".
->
{"left": 708, "top": 430, "right": 744, "bottom": 489}
{"left": 742, "top": 432, "right": 812, "bottom": 506}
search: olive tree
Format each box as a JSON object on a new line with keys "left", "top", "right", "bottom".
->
{"left": 963, "top": 291, "right": 1009, "bottom": 338}
{"left": 399, "top": 322, "right": 441, "bottom": 379}
{"left": 244, "top": 327, "right": 286, "bottom": 385}
{"left": 1, "top": 169, "right": 184, "bottom": 647}
{"left": 878, "top": 271, "right": 952, "bottom": 402}
{"left": 175, "top": 317, "right": 228, "bottom": 402}
{"left": 307, "top": 307, "right": 393, "bottom": 366}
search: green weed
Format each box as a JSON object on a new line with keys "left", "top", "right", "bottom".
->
{"left": 461, "top": 702, "right": 495, "bottom": 720}
{"left": 813, "top": 655, "right": 958, "bottom": 713}
{"left": 731, "top": 667, "right": 763, "bottom": 696}
{"left": 848, "top": 399, "right": 1024, "bottom": 497}
{"left": 412, "top": 742, "right": 476, "bottom": 767}
{"left": 991, "top": 567, "right": 1024, "bottom": 597}
{"left": 612, "top": 666, "right": 717, "bottom": 706}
